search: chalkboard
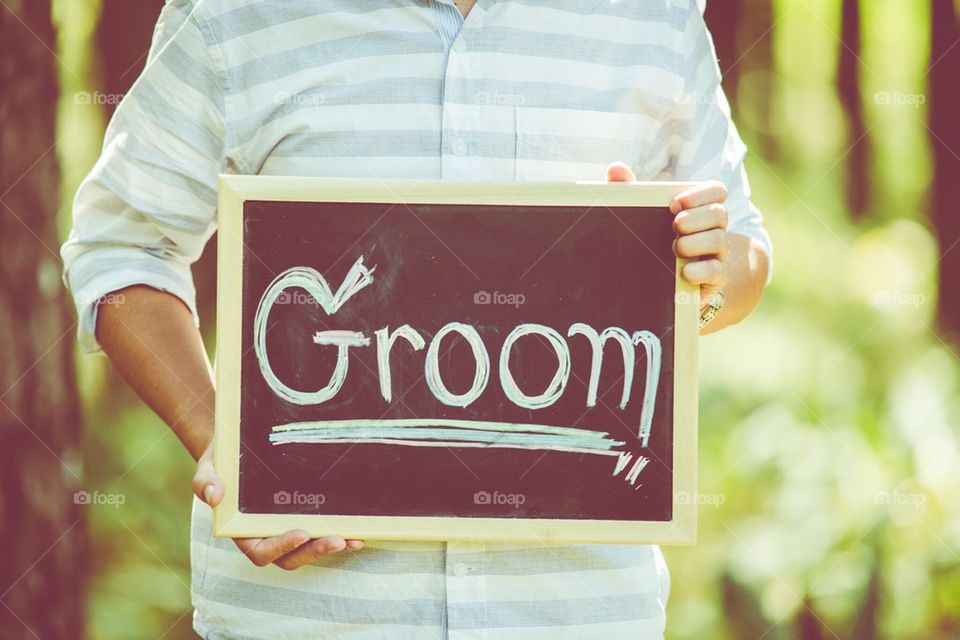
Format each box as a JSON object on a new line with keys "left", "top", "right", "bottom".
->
{"left": 215, "top": 177, "right": 699, "bottom": 544}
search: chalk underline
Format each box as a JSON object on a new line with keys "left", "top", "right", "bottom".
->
{"left": 268, "top": 419, "right": 627, "bottom": 456}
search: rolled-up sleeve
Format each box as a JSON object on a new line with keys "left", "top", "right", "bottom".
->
{"left": 61, "top": 3, "right": 225, "bottom": 353}
{"left": 668, "top": 3, "right": 773, "bottom": 281}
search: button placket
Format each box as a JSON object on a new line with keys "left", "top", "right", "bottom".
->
{"left": 440, "top": 3, "right": 490, "bottom": 179}
{"left": 445, "top": 541, "right": 489, "bottom": 640}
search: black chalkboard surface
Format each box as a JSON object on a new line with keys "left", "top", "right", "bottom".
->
{"left": 214, "top": 177, "right": 699, "bottom": 544}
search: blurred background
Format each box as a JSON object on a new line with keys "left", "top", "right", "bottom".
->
{"left": 2, "top": 0, "right": 959, "bottom": 638}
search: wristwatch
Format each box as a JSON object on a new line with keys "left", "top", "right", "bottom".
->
{"left": 699, "top": 291, "right": 724, "bottom": 329}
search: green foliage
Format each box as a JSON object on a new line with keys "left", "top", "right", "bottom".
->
{"left": 56, "top": 2, "right": 960, "bottom": 638}
{"left": 663, "top": 4, "right": 960, "bottom": 638}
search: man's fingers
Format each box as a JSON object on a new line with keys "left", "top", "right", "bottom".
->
{"left": 673, "top": 229, "right": 728, "bottom": 259}
{"left": 680, "top": 258, "right": 728, "bottom": 286}
{"left": 274, "top": 539, "right": 329, "bottom": 571}
{"left": 605, "top": 162, "right": 637, "bottom": 183}
{"left": 669, "top": 181, "right": 728, "bottom": 213}
{"left": 274, "top": 536, "right": 350, "bottom": 570}
{"left": 235, "top": 534, "right": 362, "bottom": 570}
{"left": 234, "top": 530, "right": 311, "bottom": 567}
{"left": 673, "top": 203, "right": 728, "bottom": 235}
{"left": 192, "top": 448, "right": 224, "bottom": 507}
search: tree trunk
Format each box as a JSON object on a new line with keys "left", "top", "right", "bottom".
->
{"left": 94, "top": 0, "right": 165, "bottom": 118}
{"left": 704, "top": 0, "right": 744, "bottom": 103}
{"left": 837, "top": 0, "right": 871, "bottom": 219}
{"left": 704, "top": 1, "right": 781, "bottom": 159}
{"left": 0, "top": 2, "right": 85, "bottom": 639}
{"left": 741, "top": 0, "right": 778, "bottom": 159}
{"left": 929, "top": 0, "right": 960, "bottom": 341}
{"left": 95, "top": 0, "right": 218, "bottom": 332}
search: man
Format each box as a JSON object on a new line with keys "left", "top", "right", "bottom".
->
{"left": 63, "top": 0, "right": 771, "bottom": 637}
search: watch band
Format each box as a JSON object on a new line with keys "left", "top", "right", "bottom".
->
{"left": 699, "top": 291, "right": 724, "bottom": 329}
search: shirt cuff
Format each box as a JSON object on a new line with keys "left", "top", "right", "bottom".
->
{"left": 726, "top": 203, "right": 774, "bottom": 287}
{"left": 64, "top": 247, "right": 199, "bottom": 354}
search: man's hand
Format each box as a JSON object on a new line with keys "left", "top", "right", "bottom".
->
{"left": 606, "top": 162, "right": 729, "bottom": 302}
{"left": 97, "top": 287, "right": 363, "bottom": 571}
{"left": 193, "top": 443, "right": 364, "bottom": 570}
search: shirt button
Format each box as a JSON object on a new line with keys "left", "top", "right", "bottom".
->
{"left": 453, "top": 39, "right": 466, "bottom": 53}
{"left": 452, "top": 139, "right": 468, "bottom": 157}
{"left": 453, "top": 563, "right": 468, "bottom": 576}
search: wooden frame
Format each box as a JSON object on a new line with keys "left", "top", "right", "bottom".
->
{"left": 215, "top": 176, "right": 699, "bottom": 544}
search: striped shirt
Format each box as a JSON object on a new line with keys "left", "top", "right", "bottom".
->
{"left": 62, "top": 1, "right": 772, "bottom": 638}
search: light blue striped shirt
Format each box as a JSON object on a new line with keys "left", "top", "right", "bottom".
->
{"left": 63, "top": 1, "right": 771, "bottom": 638}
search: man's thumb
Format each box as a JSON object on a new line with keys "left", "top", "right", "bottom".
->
{"left": 605, "top": 161, "right": 637, "bottom": 183}
{"left": 192, "top": 452, "right": 224, "bottom": 507}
